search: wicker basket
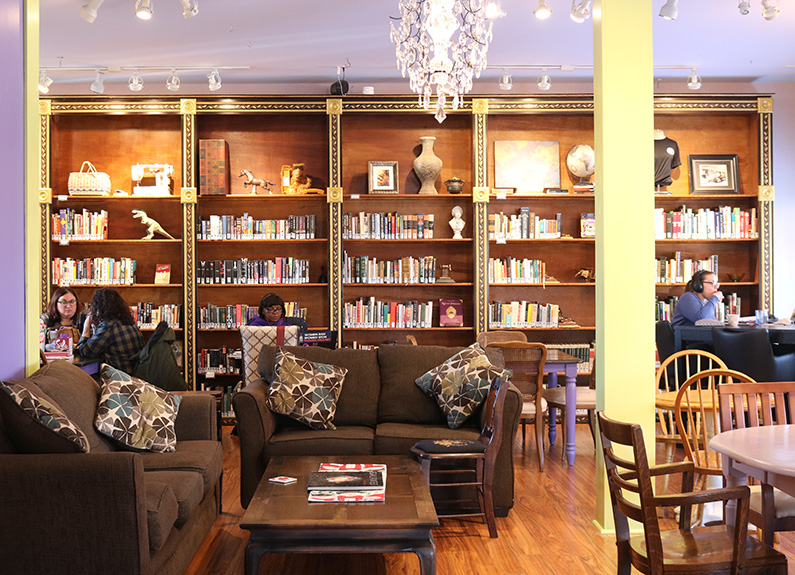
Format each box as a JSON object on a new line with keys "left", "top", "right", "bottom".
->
{"left": 68, "top": 161, "right": 111, "bottom": 196}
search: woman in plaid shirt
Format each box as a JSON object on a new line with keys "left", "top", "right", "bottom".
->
{"left": 77, "top": 288, "right": 144, "bottom": 374}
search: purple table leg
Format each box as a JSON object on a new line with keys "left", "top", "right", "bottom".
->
{"left": 545, "top": 362, "right": 580, "bottom": 466}
{"left": 547, "top": 372, "right": 559, "bottom": 447}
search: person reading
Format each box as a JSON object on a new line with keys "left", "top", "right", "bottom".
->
{"left": 671, "top": 269, "right": 724, "bottom": 327}
{"left": 40, "top": 287, "right": 87, "bottom": 345}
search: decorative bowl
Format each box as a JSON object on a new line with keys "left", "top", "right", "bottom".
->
{"left": 728, "top": 273, "right": 745, "bottom": 283}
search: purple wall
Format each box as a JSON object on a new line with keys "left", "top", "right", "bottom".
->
{"left": 0, "top": 0, "right": 28, "bottom": 379}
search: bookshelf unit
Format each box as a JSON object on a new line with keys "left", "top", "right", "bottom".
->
{"left": 38, "top": 94, "right": 773, "bottom": 388}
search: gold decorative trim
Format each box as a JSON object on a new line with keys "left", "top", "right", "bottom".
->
{"left": 182, "top": 202, "right": 197, "bottom": 388}
{"left": 328, "top": 113, "right": 341, "bottom": 188}
{"left": 181, "top": 187, "right": 197, "bottom": 203}
{"left": 197, "top": 101, "right": 327, "bottom": 113}
{"left": 759, "top": 201, "right": 773, "bottom": 310}
{"left": 327, "top": 99, "right": 343, "bottom": 115}
{"left": 38, "top": 100, "right": 52, "bottom": 115}
{"left": 39, "top": 188, "right": 52, "bottom": 204}
{"left": 473, "top": 187, "right": 490, "bottom": 203}
{"left": 327, "top": 187, "right": 343, "bottom": 203}
{"left": 40, "top": 202, "right": 51, "bottom": 312}
{"left": 180, "top": 99, "right": 197, "bottom": 115}
{"left": 758, "top": 97, "right": 773, "bottom": 113}
{"left": 473, "top": 113, "right": 487, "bottom": 187}
{"left": 183, "top": 113, "right": 195, "bottom": 188}
{"left": 40, "top": 114, "right": 50, "bottom": 189}
{"left": 473, "top": 202, "right": 489, "bottom": 334}
{"left": 327, "top": 202, "right": 343, "bottom": 340}
{"left": 758, "top": 185, "right": 774, "bottom": 201}
{"left": 472, "top": 99, "right": 489, "bottom": 115}
{"left": 50, "top": 102, "right": 181, "bottom": 113}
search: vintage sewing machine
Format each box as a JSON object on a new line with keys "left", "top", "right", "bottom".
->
{"left": 132, "top": 163, "right": 174, "bottom": 196}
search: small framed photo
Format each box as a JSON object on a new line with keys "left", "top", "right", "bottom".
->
{"left": 368, "top": 161, "right": 399, "bottom": 194}
{"left": 688, "top": 154, "right": 740, "bottom": 195}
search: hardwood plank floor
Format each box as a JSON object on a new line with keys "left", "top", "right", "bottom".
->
{"left": 187, "top": 425, "right": 795, "bottom": 574}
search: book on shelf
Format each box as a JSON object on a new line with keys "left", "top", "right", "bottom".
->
{"left": 439, "top": 298, "right": 464, "bottom": 327}
{"left": 199, "top": 139, "right": 230, "bottom": 196}
{"left": 580, "top": 213, "right": 596, "bottom": 238}
{"left": 307, "top": 470, "right": 384, "bottom": 491}
{"left": 154, "top": 264, "right": 171, "bottom": 284}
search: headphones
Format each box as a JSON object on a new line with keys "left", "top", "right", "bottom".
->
{"left": 690, "top": 270, "right": 708, "bottom": 294}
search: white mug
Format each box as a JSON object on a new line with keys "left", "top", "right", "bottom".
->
{"left": 727, "top": 314, "right": 740, "bottom": 328}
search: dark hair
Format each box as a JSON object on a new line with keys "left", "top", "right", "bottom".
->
{"left": 89, "top": 288, "right": 136, "bottom": 327}
{"left": 258, "top": 292, "right": 286, "bottom": 320}
{"left": 685, "top": 269, "right": 715, "bottom": 294}
{"left": 45, "top": 287, "right": 80, "bottom": 323}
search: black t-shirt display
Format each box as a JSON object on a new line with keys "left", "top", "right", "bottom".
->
{"left": 654, "top": 137, "right": 681, "bottom": 187}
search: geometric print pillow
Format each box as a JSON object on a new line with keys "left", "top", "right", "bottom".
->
{"left": 239, "top": 325, "right": 300, "bottom": 387}
{"left": 415, "top": 343, "right": 511, "bottom": 430}
{"left": 267, "top": 348, "right": 347, "bottom": 430}
{"left": 95, "top": 364, "right": 182, "bottom": 453}
{"left": 0, "top": 380, "right": 89, "bottom": 453}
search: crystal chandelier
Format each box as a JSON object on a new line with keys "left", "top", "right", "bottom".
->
{"left": 390, "top": 0, "right": 494, "bottom": 122}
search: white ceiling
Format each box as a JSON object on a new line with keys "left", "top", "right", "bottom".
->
{"left": 40, "top": 0, "right": 795, "bottom": 96}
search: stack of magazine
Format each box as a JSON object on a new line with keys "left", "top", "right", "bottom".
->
{"left": 306, "top": 463, "right": 387, "bottom": 503}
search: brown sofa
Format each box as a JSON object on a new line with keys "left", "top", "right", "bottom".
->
{"left": 0, "top": 361, "right": 222, "bottom": 575}
{"left": 233, "top": 344, "right": 522, "bottom": 515}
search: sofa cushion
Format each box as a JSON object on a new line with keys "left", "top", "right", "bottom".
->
{"left": 0, "top": 380, "right": 89, "bottom": 453}
{"left": 415, "top": 343, "right": 510, "bottom": 429}
{"left": 139, "top": 439, "right": 223, "bottom": 495}
{"left": 374, "top": 422, "right": 480, "bottom": 455}
{"left": 95, "top": 364, "right": 182, "bottom": 453}
{"left": 145, "top": 470, "right": 204, "bottom": 527}
{"left": 269, "top": 425, "right": 375, "bottom": 457}
{"left": 144, "top": 480, "right": 179, "bottom": 551}
{"left": 258, "top": 346, "right": 380, "bottom": 428}
{"left": 240, "top": 325, "right": 300, "bottom": 386}
{"left": 267, "top": 348, "right": 347, "bottom": 430}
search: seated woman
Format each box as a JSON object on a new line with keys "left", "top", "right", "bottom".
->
{"left": 40, "top": 287, "right": 88, "bottom": 345}
{"left": 671, "top": 269, "right": 724, "bottom": 327}
{"left": 76, "top": 287, "right": 144, "bottom": 374}
{"left": 247, "top": 293, "right": 306, "bottom": 331}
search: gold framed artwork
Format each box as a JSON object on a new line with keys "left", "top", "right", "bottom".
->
{"left": 367, "top": 161, "right": 399, "bottom": 194}
{"left": 494, "top": 140, "right": 561, "bottom": 194}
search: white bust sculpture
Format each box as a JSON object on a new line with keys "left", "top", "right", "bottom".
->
{"left": 449, "top": 205, "right": 465, "bottom": 239}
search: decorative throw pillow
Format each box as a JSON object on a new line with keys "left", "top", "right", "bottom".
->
{"left": 96, "top": 364, "right": 182, "bottom": 453}
{"left": 267, "top": 348, "right": 347, "bottom": 430}
{"left": 415, "top": 343, "right": 511, "bottom": 429}
{"left": 239, "top": 325, "right": 301, "bottom": 387}
{"left": 0, "top": 380, "right": 89, "bottom": 453}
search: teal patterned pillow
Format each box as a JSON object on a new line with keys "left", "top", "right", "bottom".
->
{"left": 0, "top": 380, "right": 89, "bottom": 453}
{"left": 267, "top": 348, "right": 347, "bottom": 430}
{"left": 415, "top": 343, "right": 510, "bottom": 429}
{"left": 96, "top": 364, "right": 182, "bottom": 453}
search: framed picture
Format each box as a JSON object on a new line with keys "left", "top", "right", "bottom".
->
{"left": 368, "top": 161, "right": 399, "bottom": 194}
{"left": 688, "top": 154, "right": 739, "bottom": 194}
{"left": 494, "top": 140, "right": 561, "bottom": 194}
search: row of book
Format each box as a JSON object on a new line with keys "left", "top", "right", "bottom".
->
{"left": 343, "top": 298, "right": 435, "bottom": 328}
{"left": 656, "top": 253, "right": 718, "bottom": 284}
{"left": 488, "top": 257, "right": 546, "bottom": 284}
{"left": 53, "top": 257, "right": 136, "bottom": 286}
{"left": 654, "top": 293, "right": 741, "bottom": 321}
{"left": 51, "top": 208, "right": 109, "bottom": 241}
{"left": 654, "top": 205, "right": 758, "bottom": 239}
{"left": 198, "top": 302, "right": 306, "bottom": 329}
{"left": 197, "top": 347, "right": 242, "bottom": 375}
{"left": 197, "top": 213, "right": 317, "bottom": 240}
{"left": 342, "top": 253, "right": 438, "bottom": 284}
{"left": 131, "top": 302, "right": 181, "bottom": 329}
{"left": 488, "top": 301, "right": 561, "bottom": 328}
{"left": 489, "top": 210, "right": 563, "bottom": 240}
{"left": 544, "top": 343, "right": 594, "bottom": 374}
{"left": 197, "top": 258, "right": 310, "bottom": 285}
{"left": 342, "top": 212, "right": 435, "bottom": 239}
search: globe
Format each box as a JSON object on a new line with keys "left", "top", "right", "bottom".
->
{"left": 566, "top": 144, "right": 595, "bottom": 186}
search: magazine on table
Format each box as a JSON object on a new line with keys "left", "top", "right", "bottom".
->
{"left": 307, "top": 462, "right": 387, "bottom": 503}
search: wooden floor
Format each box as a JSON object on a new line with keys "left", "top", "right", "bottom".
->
{"left": 186, "top": 425, "right": 795, "bottom": 575}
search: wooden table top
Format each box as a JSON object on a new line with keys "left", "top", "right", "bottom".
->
{"left": 544, "top": 350, "right": 580, "bottom": 364}
{"left": 241, "top": 455, "right": 439, "bottom": 532}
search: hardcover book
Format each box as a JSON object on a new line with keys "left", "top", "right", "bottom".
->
{"left": 199, "top": 139, "right": 230, "bottom": 196}
{"left": 439, "top": 298, "right": 464, "bottom": 327}
{"left": 307, "top": 470, "right": 384, "bottom": 491}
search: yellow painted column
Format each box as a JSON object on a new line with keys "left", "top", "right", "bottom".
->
{"left": 592, "top": 0, "right": 656, "bottom": 530}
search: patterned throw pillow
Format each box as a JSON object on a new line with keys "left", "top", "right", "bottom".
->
{"left": 267, "top": 348, "right": 347, "bottom": 430}
{"left": 96, "top": 364, "right": 182, "bottom": 453}
{"left": 0, "top": 380, "right": 89, "bottom": 453}
{"left": 415, "top": 343, "right": 510, "bottom": 429}
{"left": 239, "top": 326, "right": 301, "bottom": 386}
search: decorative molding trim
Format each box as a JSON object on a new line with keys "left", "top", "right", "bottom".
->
{"left": 183, "top": 112, "right": 195, "bottom": 188}
{"left": 50, "top": 102, "right": 181, "bottom": 113}
{"left": 327, "top": 99, "right": 343, "bottom": 116}
{"left": 473, "top": 113, "right": 487, "bottom": 188}
{"left": 180, "top": 99, "right": 197, "bottom": 115}
{"left": 327, "top": 187, "right": 343, "bottom": 203}
{"left": 758, "top": 185, "right": 774, "bottom": 202}
{"left": 40, "top": 202, "right": 51, "bottom": 312}
{"left": 472, "top": 99, "right": 489, "bottom": 115}
{"left": 40, "top": 114, "right": 50, "bottom": 189}
{"left": 328, "top": 113, "right": 341, "bottom": 188}
{"left": 38, "top": 188, "right": 52, "bottom": 204}
{"left": 181, "top": 187, "right": 197, "bottom": 204}
{"left": 473, "top": 187, "right": 490, "bottom": 203}
{"left": 474, "top": 202, "right": 489, "bottom": 335}
{"left": 759, "top": 112, "right": 772, "bottom": 186}
{"left": 38, "top": 100, "right": 52, "bottom": 115}
{"left": 182, "top": 202, "right": 196, "bottom": 388}
{"left": 328, "top": 202, "right": 342, "bottom": 339}
{"left": 759, "top": 200, "right": 773, "bottom": 310}
{"left": 758, "top": 97, "right": 773, "bottom": 113}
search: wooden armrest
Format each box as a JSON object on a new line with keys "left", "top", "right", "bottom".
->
{"left": 655, "top": 485, "right": 750, "bottom": 508}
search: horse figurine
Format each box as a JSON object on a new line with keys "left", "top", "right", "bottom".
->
{"left": 239, "top": 169, "right": 275, "bottom": 195}
{"left": 132, "top": 209, "right": 176, "bottom": 240}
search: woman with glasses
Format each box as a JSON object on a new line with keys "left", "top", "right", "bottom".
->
{"left": 40, "top": 287, "right": 87, "bottom": 344}
{"left": 248, "top": 292, "right": 290, "bottom": 327}
{"left": 671, "top": 269, "right": 725, "bottom": 327}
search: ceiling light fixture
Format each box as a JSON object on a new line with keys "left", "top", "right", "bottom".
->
{"left": 484, "top": 0, "right": 506, "bottom": 19}
{"left": 537, "top": 69, "right": 551, "bottom": 91}
{"left": 207, "top": 68, "right": 222, "bottom": 91}
{"left": 658, "top": 0, "right": 678, "bottom": 20}
{"left": 90, "top": 70, "right": 105, "bottom": 94}
{"left": 38, "top": 70, "right": 53, "bottom": 94}
{"left": 390, "top": 0, "right": 495, "bottom": 123}
{"left": 687, "top": 68, "right": 702, "bottom": 90}
{"left": 498, "top": 70, "right": 512, "bottom": 90}
{"left": 534, "top": 0, "right": 552, "bottom": 20}
{"left": 738, "top": 0, "right": 751, "bottom": 15}
{"left": 79, "top": 0, "right": 104, "bottom": 23}
{"left": 761, "top": 0, "right": 779, "bottom": 20}
{"left": 180, "top": 0, "right": 199, "bottom": 18}
{"left": 569, "top": 0, "right": 591, "bottom": 23}
{"left": 128, "top": 70, "right": 144, "bottom": 91}
{"left": 166, "top": 69, "right": 180, "bottom": 91}
{"left": 135, "top": 0, "right": 153, "bottom": 20}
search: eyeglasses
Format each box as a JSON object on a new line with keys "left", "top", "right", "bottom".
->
{"left": 57, "top": 299, "right": 77, "bottom": 306}
{"left": 263, "top": 306, "right": 282, "bottom": 314}
{"left": 703, "top": 280, "right": 720, "bottom": 288}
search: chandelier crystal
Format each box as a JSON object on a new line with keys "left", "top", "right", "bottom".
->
{"left": 391, "top": 0, "right": 494, "bottom": 123}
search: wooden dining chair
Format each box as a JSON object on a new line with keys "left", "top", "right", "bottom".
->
{"left": 597, "top": 410, "right": 788, "bottom": 575}
{"left": 486, "top": 341, "right": 547, "bottom": 470}
{"left": 718, "top": 381, "right": 795, "bottom": 546}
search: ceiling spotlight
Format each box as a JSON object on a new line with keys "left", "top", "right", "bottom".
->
{"left": 499, "top": 70, "right": 512, "bottom": 91}
{"left": 90, "top": 70, "right": 105, "bottom": 94}
{"left": 537, "top": 69, "right": 551, "bottom": 91}
{"left": 128, "top": 70, "right": 144, "bottom": 92}
{"left": 180, "top": 0, "right": 198, "bottom": 18}
{"left": 484, "top": 1, "right": 506, "bottom": 19}
{"left": 38, "top": 70, "right": 53, "bottom": 94}
{"left": 166, "top": 69, "right": 180, "bottom": 92}
{"left": 207, "top": 69, "right": 222, "bottom": 91}
{"left": 738, "top": 0, "right": 751, "bottom": 15}
{"left": 534, "top": 0, "right": 552, "bottom": 20}
{"left": 570, "top": 0, "right": 591, "bottom": 23}
{"left": 658, "top": 0, "right": 678, "bottom": 20}
{"left": 761, "top": 0, "right": 779, "bottom": 20}
{"left": 135, "top": 0, "right": 153, "bottom": 20}
{"left": 79, "top": 0, "right": 104, "bottom": 23}
{"left": 687, "top": 68, "right": 702, "bottom": 90}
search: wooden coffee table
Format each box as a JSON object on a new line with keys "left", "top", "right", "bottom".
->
{"left": 241, "top": 455, "right": 439, "bottom": 575}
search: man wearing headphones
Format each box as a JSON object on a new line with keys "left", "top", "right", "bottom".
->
{"left": 671, "top": 269, "right": 724, "bottom": 327}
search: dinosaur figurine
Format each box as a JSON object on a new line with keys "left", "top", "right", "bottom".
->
{"left": 132, "top": 209, "right": 176, "bottom": 240}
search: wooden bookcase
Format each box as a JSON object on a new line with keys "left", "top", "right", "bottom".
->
{"left": 38, "top": 95, "right": 773, "bottom": 389}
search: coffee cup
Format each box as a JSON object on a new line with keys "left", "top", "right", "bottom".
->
{"left": 755, "top": 309, "right": 769, "bottom": 325}
{"left": 727, "top": 314, "right": 740, "bottom": 328}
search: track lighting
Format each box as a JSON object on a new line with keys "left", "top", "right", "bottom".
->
{"left": 38, "top": 70, "right": 53, "bottom": 94}
{"left": 761, "top": 0, "right": 779, "bottom": 20}
{"left": 128, "top": 70, "right": 144, "bottom": 91}
{"left": 90, "top": 70, "right": 105, "bottom": 94}
{"left": 687, "top": 69, "right": 702, "bottom": 90}
{"left": 135, "top": 0, "right": 153, "bottom": 20}
{"left": 166, "top": 69, "right": 180, "bottom": 91}
{"left": 207, "top": 69, "right": 222, "bottom": 91}
{"left": 537, "top": 69, "right": 551, "bottom": 91}
{"left": 498, "top": 70, "right": 512, "bottom": 91}
{"left": 484, "top": 1, "right": 506, "bottom": 19}
{"left": 569, "top": 0, "right": 591, "bottom": 23}
{"left": 534, "top": 0, "right": 552, "bottom": 20}
{"left": 738, "top": 0, "right": 751, "bottom": 15}
{"left": 658, "top": 0, "right": 678, "bottom": 20}
{"left": 180, "top": 0, "right": 199, "bottom": 18}
{"left": 79, "top": 0, "right": 104, "bottom": 23}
